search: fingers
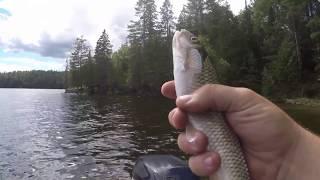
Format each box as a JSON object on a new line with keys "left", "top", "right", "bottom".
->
{"left": 176, "top": 84, "right": 261, "bottom": 113}
{"left": 161, "top": 81, "right": 176, "bottom": 99}
{"left": 163, "top": 81, "right": 224, "bottom": 177}
{"left": 189, "top": 152, "right": 221, "bottom": 177}
{"left": 168, "top": 108, "right": 188, "bottom": 129}
{"left": 177, "top": 131, "right": 208, "bottom": 154}
{"left": 177, "top": 131, "right": 220, "bottom": 177}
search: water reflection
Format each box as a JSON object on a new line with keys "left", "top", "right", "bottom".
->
{"left": 0, "top": 89, "right": 181, "bottom": 179}
{"left": 0, "top": 89, "right": 319, "bottom": 179}
{"left": 46, "top": 93, "right": 181, "bottom": 179}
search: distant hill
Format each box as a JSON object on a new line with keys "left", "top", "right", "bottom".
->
{"left": 0, "top": 70, "right": 65, "bottom": 89}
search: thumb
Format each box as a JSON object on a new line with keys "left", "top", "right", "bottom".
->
{"left": 176, "top": 84, "right": 261, "bottom": 113}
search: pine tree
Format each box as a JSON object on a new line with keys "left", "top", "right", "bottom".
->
{"left": 94, "top": 29, "right": 113, "bottom": 93}
{"left": 64, "top": 58, "right": 69, "bottom": 88}
{"left": 128, "top": 0, "right": 158, "bottom": 45}
{"left": 64, "top": 58, "right": 71, "bottom": 88}
{"left": 69, "top": 36, "right": 90, "bottom": 88}
{"left": 83, "top": 51, "right": 95, "bottom": 89}
{"left": 177, "top": 0, "right": 205, "bottom": 32}
{"left": 95, "top": 30, "right": 112, "bottom": 59}
{"left": 177, "top": 6, "right": 191, "bottom": 30}
{"left": 126, "top": 0, "right": 159, "bottom": 90}
{"left": 159, "top": 0, "right": 175, "bottom": 40}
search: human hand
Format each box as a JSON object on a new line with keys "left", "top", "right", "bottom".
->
{"left": 161, "top": 81, "right": 320, "bottom": 180}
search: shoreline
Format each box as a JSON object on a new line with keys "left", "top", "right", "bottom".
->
{"left": 65, "top": 88, "right": 320, "bottom": 106}
{"left": 285, "top": 98, "right": 320, "bottom": 107}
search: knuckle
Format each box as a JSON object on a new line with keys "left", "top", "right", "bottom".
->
{"left": 202, "top": 84, "right": 216, "bottom": 91}
{"left": 197, "top": 84, "right": 217, "bottom": 95}
{"left": 237, "top": 87, "right": 255, "bottom": 98}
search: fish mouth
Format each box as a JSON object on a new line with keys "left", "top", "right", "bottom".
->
{"left": 173, "top": 29, "right": 201, "bottom": 49}
{"left": 180, "top": 29, "right": 199, "bottom": 43}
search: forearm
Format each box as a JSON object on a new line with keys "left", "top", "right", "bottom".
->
{"left": 278, "top": 125, "right": 320, "bottom": 180}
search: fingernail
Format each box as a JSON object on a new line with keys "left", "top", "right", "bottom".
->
{"left": 186, "top": 125, "right": 198, "bottom": 143}
{"left": 178, "top": 95, "right": 193, "bottom": 104}
{"left": 186, "top": 133, "right": 197, "bottom": 144}
{"left": 204, "top": 156, "right": 214, "bottom": 168}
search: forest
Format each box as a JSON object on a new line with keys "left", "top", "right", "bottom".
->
{"left": 65, "top": 0, "right": 320, "bottom": 99}
{"left": 0, "top": 70, "right": 64, "bottom": 89}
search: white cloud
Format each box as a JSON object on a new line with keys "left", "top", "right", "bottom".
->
{"left": 0, "top": 0, "right": 244, "bottom": 72}
{"left": 0, "top": 0, "right": 244, "bottom": 52}
{"left": 0, "top": 0, "right": 137, "bottom": 52}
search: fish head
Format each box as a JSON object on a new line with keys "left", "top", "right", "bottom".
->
{"left": 172, "top": 29, "right": 199, "bottom": 60}
{"left": 172, "top": 29, "right": 195, "bottom": 49}
{"left": 172, "top": 29, "right": 202, "bottom": 96}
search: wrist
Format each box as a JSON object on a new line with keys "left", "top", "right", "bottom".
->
{"left": 278, "top": 124, "right": 320, "bottom": 180}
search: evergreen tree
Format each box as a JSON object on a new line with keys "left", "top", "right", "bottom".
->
{"left": 94, "top": 29, "right": 113, "bottom": 93}
{"left": 128, "top": 0, "right": 158, "bottom": 45}
{"left": 64, "top": 58, "right": 71, "bottom": 88}
{"left": 158, "top": 0, "right": 175, "bottom": 83}
{"left": 83, "top": 51, "right": 95, "bottom": 89}
{"left": 61, "top": 0, "right": 320, "bottom": 98}
{"left": 159, "top": 0, "right": 175, "bottom": 41}
{"left": 112, "top": 44, "right": 130, "bottom": 87}
{"left": 177, "top": 6, "right": 190, "bottom": 30}
{"left": 126, "top": 0, "right": 160, "bottom": 91}
{"left": 177, "top": 0, "right": 205, "bottom": 32}
{"left": 0, "top": 71, "right": 64, "bottom": 89}
{"left": 69, "top": 36, "right": 90, "bottom": 88}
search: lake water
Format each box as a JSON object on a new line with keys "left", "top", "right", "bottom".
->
{"left": 0, "top": 89, "right": 319, "bottom": 179}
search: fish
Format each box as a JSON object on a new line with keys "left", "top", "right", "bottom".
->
{"left": 172, "top": 29, "right": 250, "bottom": 180}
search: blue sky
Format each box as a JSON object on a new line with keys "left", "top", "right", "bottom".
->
{"left": 0, "top": 8, "right": 11, "bottom": 16}
{"left": 0, "top": 0, "right": 244, "bottom": 72}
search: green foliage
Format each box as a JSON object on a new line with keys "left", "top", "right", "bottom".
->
{"left": 128, "top": 0, "right": 158, "bottom": 45}
{"left": 199, "top": 36, "right": 230, "bottom": 83}
{"left": 82, "top": 51, "right": 95, "bottom": 88}
{"left": 124, "top": 0, "right": 173, "bottom": 93}
{"left": 62, "top": 0, "right": 320, "bottom": 98}
{"left": 112, "top": 44, "right": 130, "bottom": 86}
{"left": 68, "top": 36, "right": 91, "bottom": 88}
{"left": 65, "top": 30, "right": 113, "bottom": 94}
{"left": 94, "top": 29, "right": 113, "bottom": 92}
{"left": 175, "top": 0, "right": 320, "bottom": 97}
{"left": 0, "top": 71, "right": 64, "bottom": 89}
{"left": 177, "top": 0, "right": 205, "bottom": 32}
{"left": 252, "top": 0, "right": 320, "bottom": 96}
{"left": 159, "top": 0, "right": 175, "bottom": 40}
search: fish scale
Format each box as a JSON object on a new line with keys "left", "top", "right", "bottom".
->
{"left": 173, "top": 29, "right": 250, "bottom": 180}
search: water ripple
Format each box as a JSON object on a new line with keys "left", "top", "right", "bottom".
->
{"left": 0, "top": 90, "right": 178, "bottom": 179}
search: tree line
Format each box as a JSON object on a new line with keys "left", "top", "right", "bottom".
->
{"left": 65, "top": 0, "right": 320, "bottom": 98}
{"left": 65, "top": 0, "right": 174, "bottom": 95}
{"left": 0, "top": 71, "right": 64, "bottom": 89}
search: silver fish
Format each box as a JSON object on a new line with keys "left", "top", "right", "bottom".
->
{"left": 172, "top": 29, "right": 250, "bottom": 180}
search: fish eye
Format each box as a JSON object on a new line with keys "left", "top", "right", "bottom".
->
{"left": 191, "top": 37, "right": 197, "bottom": 41}
{"left": 191, "top": 36, "right": 199, "bottom": 44}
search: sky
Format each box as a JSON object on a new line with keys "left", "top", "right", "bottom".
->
{"left": 0, "top": 0, "right": 245, "bottom": 72}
